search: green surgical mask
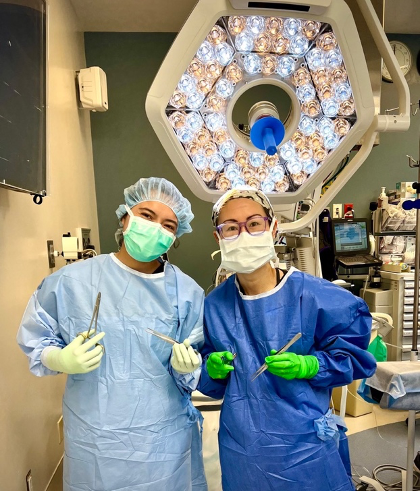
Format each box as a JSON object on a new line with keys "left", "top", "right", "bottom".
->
{"left": 123, "top": 205, "right": 176, "bottom": 262}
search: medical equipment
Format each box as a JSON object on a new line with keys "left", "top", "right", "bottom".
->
{"left": 77, "top": 66, "right": 108, "bottom": 112}
{"left": 146, "top": 0, "right": 410, "bottom": 234}
{"left": 77, "top": 292, "right": 104, "bottom": 350}
{"left": 251, "top": 331, "right": 301, "bottom": 381}
{"left": 145, "top": 327, "right": 178, "bottom": 345}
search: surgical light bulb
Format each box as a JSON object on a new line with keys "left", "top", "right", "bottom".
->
{"left": 207, "top": 94, "right": 226, "bottom": 112}
{"left": 225, "top": 62, "right": 243, "bottom": 83}
{"left": 186, "top": 112, "right": 203, "bottom": 131}
{"left": 207, "top": 25, "right": 227, "bottom": 45}
{"left": 185, "top": 141, "right": 201, "bottom": 156}
{"left": 280, "top": 141, "right": 296, "bottom": 160}
{"left": 299, "top": 115, "right": 317, "bottom": 136}
{"left": 316, "top": 32, "right": 337, "bottom": 51}
{"left": 317, "top": 83, "right": 334, "bottom": 100}
{"left": 334, "top": 118, "right": 351, "bottom": 136}
{"left": 306, "top": 48, "right": 326, "bottom": 70}
{"left": 296, "top": 84, "right": 316, "bottom": 102}
{"left": 317, "top": 117, "right": 335, "bottom": 137}
{"left": 213, "top": 128, "right": 229, "bottom": 144}
{"left": 205, "top": 60, "right": 223, "bottom": 79}
{"left": 225, "top": 162, "right": 241, "bottom": 179}
{"left": 302, "top": 20, "right": 321, "bottom": 40}
{"left": 196, "top": 41, "right": 215, "bottom": 63}
{"left": 246, "top": 16, "right": 265, "bottom": 36}
{"left": 206, "top": 112, "right": 225, "bottom": 132}
{"left": 192, "top": 153, "right": 208, "bottom": 170}
{"left": 201, "top": 168, "right": 216, "bottom": 183}
{"left": 321, "top": 98, "right": 339, "bottom": 117}
{"left": 254, "top": 33, "right": 272, "bottom": 53}
{"left": 303, "top": 158, "right": 317, "bottom": 174}
{"left": 169, "top": 90, "right": 186, "bottom": 108}
{"left": 313, "top": 147, "right": 327, "bottom": 162}
{"left": 197, "top": 78, "right": 213, "bottom": 94}
{"left": 215, "top": 42, "right": 234, "bottom": 66}
{"left": 261, "top": 179, "right": 275, "bottom": 193}
{"left": 283, "top": 18, "right": 302, "bottom": 39}
{"left": 235, "top": 31, "right": 254, "bottom": 52}
{"left": 186, "top": 91, "right": 205, "bottom": 109}
{"left": 178, "top": 73, "right": 196, "bottom": 94}
{"left": 228, "top": 16, "right": 246, "bottom": 35}
{"left": 216, "top": 174, "right": 231, "bottom": 191}
{"left": 235, "top": 149, "right": 250, "bottom": 166}
{"left": 308, "top": 132, "right": 323, "bottom": 149}
{"left": 275, "top": 178, "right": 290, "bottom": 192}
{"left": 298, "top": 146, "right": 313, "bottom": 161}
{"left": 187, "top": 58, "right": 204, "bottom": 78}
{"left": 195, "top": 128, "right": 211, "bottom": 145}
{"left": 272, "top": 34, "right": 289, "bottom": 55}
{"left": 241, "top": 165, "right": 254, "bottom": 180}
{"left": 261, "top": 55, "right": 277, "bottom": 75}
{"left": 247, "top": 177, "right": 261, "bottom": 188}
{"left": 270, "top": 165, "right": 285, "bottom": 182}
{"left": 292, "top": 66, "right": 311, "bottom": 86}
{"left": 286, "top": 157, "right": 303, "bottom": 174}
{"left": 176, "top": 127, "right": 194, "bottom": 143}
{"left": 219, "top": 139, "right": 236, "bottom": 159}
{"left": 249, "top": 152, "right": 265, "bottom": 167}
{"left": 203, "top": 141, "right": 218, "bottom": 156}
{"left": 312, "top": 68, "right": 332, "bottom": 87}
{"left": 265, "top": 153, "right": 279, "bottom": 167}
{"left": 257, "top": 165, "right": 269, "bottom": 181}
{"left": 168, "top": 111, "right": 186, "bottom": 129}
{"left": 331, "top": 67, "right": 348, "bottom": 84}
{"left": 301, "top": 100, "right": 321, "bottom": 117}
{"left": 209, "top": 154, "right": 225, "bottom": 171}
{"left": 335, "top": 82, "right": 352, "bottom": 102}
{"left": 277, "top": 56, "right": 295, "bottom": 77}
{"left": 326, "top": 48, "right": 343, "bottom": 68}
{"left": 215, "top": 78, "right": 234, "bottom": 98}
{"left": 339, "top": 99, "right": 355, "bottom": 116}
{"left": 232, "top": 177, "right": 246, "bottom": 187}
{"left": 324, "top": 132, "right": 340, "bottom": 149}
{"left": 289, "top": 35, "right": 309, "bottom": 56}
{"left": 265, "top": 17, "right": 283, "bottom": 37}
{"left": 243, "top": 53, "right": 262, "bottom": 74}
{"left": 292, "top": 171, "right": 307, "bottom": 185}
{"left": 291, "top": 130, "right": 306, "bottom": 149}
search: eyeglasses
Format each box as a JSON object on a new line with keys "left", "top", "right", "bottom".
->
{"left": 216, "top": 216, "right": 269, "bottom": 240}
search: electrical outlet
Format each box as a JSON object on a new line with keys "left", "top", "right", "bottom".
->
{"left": 332, "top": 203, "right": 343, "bottom": 219}
{"left": 57, "top": 415, "right": 64, "bottom": 444}
{"left": 76, "top": 227, "right": 92, "bottom": 252}
{"left": 26, "top": 470, "right": 33, "bottom": 491}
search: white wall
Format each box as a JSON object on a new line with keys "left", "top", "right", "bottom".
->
{"left": 0, "top": 0, "right": 99, "bottom": 489}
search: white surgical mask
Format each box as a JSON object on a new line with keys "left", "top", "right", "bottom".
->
{"left": 213, "top": 220, "right": 277, "bottom": 274}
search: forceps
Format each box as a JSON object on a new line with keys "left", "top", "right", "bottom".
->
{"left": 251, "top": 332, "right": 302, "bottom": 382}
{"left": 77, "top": 292, "right": 104, "bottom": 351}
{"left": 145, "top": 327, "right": 178, "bottom": 345}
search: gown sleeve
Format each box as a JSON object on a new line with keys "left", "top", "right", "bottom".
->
{"left": 307, "top": 284, "right": 377, "bottom": 388}
{"left": 16, "top": 274, "right": 66, "bottom": 377}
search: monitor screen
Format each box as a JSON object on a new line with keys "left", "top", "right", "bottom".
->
{"left": 333, "top": 220, "right": 369, "bottom": 254}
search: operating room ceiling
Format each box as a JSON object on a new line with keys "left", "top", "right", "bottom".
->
{"left": 70, "top": 0, "right": 420, "bottom": 34}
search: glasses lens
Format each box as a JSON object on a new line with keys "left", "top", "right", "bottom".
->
{"left": 220, "top": 222, "right": 240, "bottom": 239}
{"left": 246, "top": 217, "right": 267, "bottom": 235}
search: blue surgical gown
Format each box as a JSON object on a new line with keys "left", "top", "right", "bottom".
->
{"left": 17, "top": 253, "right": 208, "bottom": 491}
{"left": 198, "top": 267, "right": 376, "bottom": 491}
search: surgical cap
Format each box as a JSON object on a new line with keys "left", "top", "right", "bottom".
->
{"left": 116, "top": 177, "right": 194, "bottom": 237}
{"left": 212, "top": 186, "right": 275, "bottom": 225}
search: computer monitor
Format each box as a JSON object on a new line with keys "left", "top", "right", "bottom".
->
{"left": 331, "top": 218, "right": 370, "bottom": 256}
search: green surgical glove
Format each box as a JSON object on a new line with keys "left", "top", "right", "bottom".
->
{"left": 206, "top": 351, "right": 235, "bottom": 380}
{"left": 43, "top": 331, "right": 106, "bottom": 374}
{"left": 265, "top": 351, "right": 319, "bottom": 380}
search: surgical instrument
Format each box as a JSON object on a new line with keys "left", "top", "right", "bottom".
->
{"left": 77, "top": 292, "right": 104, "bottom": 351}
{"left": 251, "top": 332, "right": 302, "bottom": 382}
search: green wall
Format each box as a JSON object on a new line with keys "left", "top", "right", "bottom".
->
{"left": 85, "top": 32, "right": 420, "bottom": 288}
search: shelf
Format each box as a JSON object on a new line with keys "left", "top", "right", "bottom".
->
{"left": 374, "top": 231, "right": 416, "bottom": 236}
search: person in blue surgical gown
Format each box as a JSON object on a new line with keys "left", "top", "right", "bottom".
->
{"left": 198, "top": 187, "right": 376, "bottom": 491}
{"left": 17, "top": 177, "right": 208, "bottom": 491}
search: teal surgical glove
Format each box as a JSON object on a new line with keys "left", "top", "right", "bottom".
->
{"left": 171, "top": 339, "right": 200, "bottom": 374}
{"left": 265, "top": 351, "right": 319, "bottom": 380}
{"left": 43, "top": 331, "right": 105, "bottom": 374}
{"left": 207, "top": 351, "right": 234, "bottom": 380}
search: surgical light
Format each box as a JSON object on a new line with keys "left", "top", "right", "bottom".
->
{"left": 147, "top": 0, "right": 410, "bottom": 227}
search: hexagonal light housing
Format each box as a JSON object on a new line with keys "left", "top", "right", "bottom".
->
{"left": 147, "top": 0, "right": 375, "bottom": 204}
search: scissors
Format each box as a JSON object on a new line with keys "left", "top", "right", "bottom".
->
{"left": 77, "top": 292, "right": 104, "bottom": 351}
{"left": 251, "top": 332, "right": 302, "bottom": 382}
